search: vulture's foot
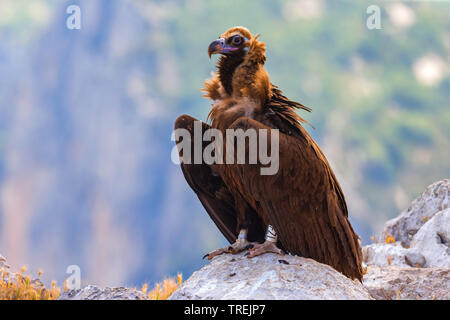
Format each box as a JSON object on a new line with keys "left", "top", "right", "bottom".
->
{"left": 247, "top": 241, "right": 284, "bottom": 258}
{"left": 202, "top": 238, "right": 255, "bottom": 260}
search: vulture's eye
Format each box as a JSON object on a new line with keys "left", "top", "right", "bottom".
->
{"left": 231, "top": 36, "right": 243, "bottom": 46}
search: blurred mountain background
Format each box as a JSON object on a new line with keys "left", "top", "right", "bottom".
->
{"left": 0, "top": 0, "right": 448, "bottom": 288}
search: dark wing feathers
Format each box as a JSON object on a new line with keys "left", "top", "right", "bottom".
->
{"left": 175, "top": 115, "right": 238, "bottom": 243}
{"left": 267, "top": 85, "right": 348, "bottom": 216}
{"left": 180, "top": 161, "right": 238, "bottom": 244}
{"left": 227, "top": 90, "right": 363, "bottom": 280}
{"left": 175, "top": 115, "right": 266, "bottom": 245}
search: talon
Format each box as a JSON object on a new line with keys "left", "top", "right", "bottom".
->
{"left": 201, "top": 230, "right": 257, "bottom": 260}
{"left": 246, "top": 241, "right": 284, "bottom": 258}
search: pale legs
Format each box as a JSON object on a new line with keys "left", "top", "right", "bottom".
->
{"left": 247, "top": 225, "right": 284, "bottom": 258}
{"left": 203, "top": 229, "right": 256, "bottom": 260}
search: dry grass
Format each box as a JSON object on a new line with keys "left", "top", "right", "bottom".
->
{"left": 1, "top": 265, "right": 182, "bottom": 300}
{"left": 0, "top": 267, "right": 61, "bottom": 300}
{"left": 143, "top": 273, "right": 183, "bottom": 300}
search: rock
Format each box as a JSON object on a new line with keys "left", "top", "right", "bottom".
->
{"left": 58, "top": 285, "right": 149, "bottom": 300}
{"left": 409, "top": 209, "right": 450, "bottom": 267}
{"left": 363, "top": 266, "right": 449, "bottom": 300}
{"left": 362, "top": 243, "right": 425, "bottom": 268}
{"left": 381, "top": 179, "right": 449, "bottom": 247}
{"left": 360, "top": 180, "right": 450, "bottom": 300}
{"left": 168, "top": 252, "right": 373, "bottom": 300}
{"left": 364, "top": 180, "right": 450, "bottom": 270}
{"left": 363, "top": 208, "right": 450, "bottom": 269}
{"left": 404, "top": 252, "right": 427, "bottom": 268}
{"left": 0, "top": 254, "right": 10, "bottom": 270}
{"left": 169, "top": 180, "right": 449, "bottom": 300}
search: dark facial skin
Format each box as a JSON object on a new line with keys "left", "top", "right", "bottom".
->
{"left": 208, "top": 34, "right": 246, "bottom": 58}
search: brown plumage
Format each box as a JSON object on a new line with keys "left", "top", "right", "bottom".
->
{"left": 175, "top": 27, "right": 363, "bottom": 280}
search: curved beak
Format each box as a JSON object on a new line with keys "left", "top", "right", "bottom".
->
{"left": 208, "top": 38, "right": 225, "bottom": 58}
{"left": 208, "top": 38, "right": 239, "bottom": 58}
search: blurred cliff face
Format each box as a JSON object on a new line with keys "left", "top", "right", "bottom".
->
{"left": 0, "top": 0, "right": 449, "bottom": 287}
{"left": 0, "top": 0, "right": 194, "bottom": 286}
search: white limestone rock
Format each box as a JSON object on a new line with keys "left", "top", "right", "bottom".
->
{"left": 364, "top": 180, "right": 449, "bottom": 270}
{"left": 58, "top": 285, "right": 149, "bottom": 300}
{"left": 362, "top": 243, "right": 425, "bottom": 268}
{"left": 363, "top": 266, "right": 449, "bottom": 300}
{"left": 168, "top": 252, "right": 372, "bottom": 300}
{"left": 409, "top": 209, "right": 450, "bottom": 267}
{"left": 381, "top": 179, "right": 449, "bottom": 247}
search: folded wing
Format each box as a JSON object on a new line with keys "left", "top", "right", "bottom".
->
{"left": 227, "top": 116, "right": 363, "bottom": 280}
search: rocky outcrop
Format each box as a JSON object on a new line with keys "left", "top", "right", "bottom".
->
{"left": 168, "top": 252, "right": 372, "bottom": 300}
{"left": 363, "top": 266, "right": 449, "bottom": 300}
{"left": 409, "top": 209, "right": 449, "bottom": 267}
{"left": 381, "top": 179, "right": 449, "bottom": 247}
{"left": 170, "top": 179, "right": 449, "bottom": 300}
{"left": 0, "top": 254, "right": 9, "bottom": 270}
{"left": 362, "top": 242, "right": 426, "bottom": 268}
{"left": 58, "top": 285, "right": 149, "bottom": 300}
{"left": 360, "top": 179, "right": 450, "bottom": 300}
{"left": 363, "top": 180, "right": 449, "bottom": 269}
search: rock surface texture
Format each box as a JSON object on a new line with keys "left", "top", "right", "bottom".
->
{"left": 363, "top": 266, "right": 449, "bottom": 300}
{"left": 381, "top": 179, "right": 449, "bottom": 247}
{"left": 363, "top": 180, "right": 449, "bottom": 269}
{"left": 58, "top": 285, "right": 149, "bottom": 300}
{"left": 168, "top": 252, "right": 372, "bottom": 300}
{"left": 409, "top": 209, "right": 449, "bottom": 267}
{"left": 361, "top": 179, "right": 449, "bottom": 300}
{"left": 0, "top": 254, "right": 9, "bottom": 270}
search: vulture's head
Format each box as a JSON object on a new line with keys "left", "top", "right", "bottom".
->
{"left": 204, "top": 26, "right": 268, "bottom": 99}
{"left": 207, "top": 26, "right": 259, "bottom": 59}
